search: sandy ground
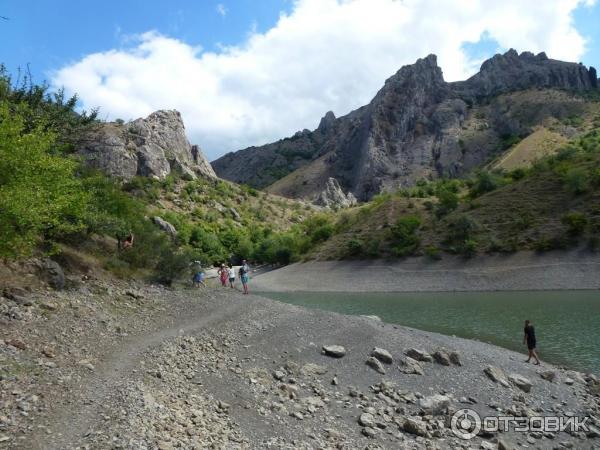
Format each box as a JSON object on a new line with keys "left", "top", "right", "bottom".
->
{"left": 251, "top": 250, "right": 600, "bottom": 292}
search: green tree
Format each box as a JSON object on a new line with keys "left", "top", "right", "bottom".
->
{"left": 0, "top": 102, "right": 89, "bottom": 257}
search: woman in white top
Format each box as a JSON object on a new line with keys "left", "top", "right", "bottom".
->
{"left": 227, "top": 264, "right": 236, "bottom": 288}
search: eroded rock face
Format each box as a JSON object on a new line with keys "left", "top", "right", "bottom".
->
{"left": 315, "top": 177, "right": 357, "bottom": 208}
{"left": 78, "top": 110, "right": 216, "bottom": 181}
{"left": 213, "top": 50, "right": 599, "bottom": 201}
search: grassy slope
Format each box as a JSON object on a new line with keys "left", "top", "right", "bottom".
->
{"left": 309, "top": 124, "right": 600, "bottom": 261}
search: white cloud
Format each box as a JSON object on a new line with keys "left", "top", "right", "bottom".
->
{"left": 52, "top": 0, "right": 594, "bottom": 160}
{"left": 216, "top": 3, "right": 227, "bottom": 17}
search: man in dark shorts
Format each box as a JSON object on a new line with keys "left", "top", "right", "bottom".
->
{"left": 523, "top": 320, "right": 540, "bottom": 365}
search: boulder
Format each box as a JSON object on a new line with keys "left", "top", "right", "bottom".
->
{"left": 405, "top": 348, "right": 433, "bottom": 362}
{"left": 484, "top": 365, "right": 510, "bottom": 387}
{"left": 419, "top": 394, "right": 450, "bottom": 415}
{"left": 322, "top": 345, "right": 346, "bottom": 358}
{"left": 432, "top": 350, "right": 451, "bottom": 366}
{"left": 301, "top": 363, "right": 328, "bottom": 376}
{"left": 358, "top": 412, "right": 375, "bottom": 427}
{"left": 508, "top": 374, "right": 532, "bottom": 393}
{"left": 39, "top": 259, "right": 65, "bottom": 290}
{"left": 402, "top": 417, "right": 428, "bottom": 437}
{"left": 370, "top": 347, "right": 393, "bottom": 364}
{"left": 365, "top": 357, "right": 386, "bottom": 374}
{"left": 152, "top": 216, "right": 178, "bottom": 236}
{"left": 449, "top": 351, "right": 462, "bottom": 366}
{"left": 399, "top": 357, "right": 424, "bottom": 375}
{"left": 229, "top": 207, "right": 242, "bottom": 221}
{"left": 539, "top": 370, "right": 557, "bottom": 382}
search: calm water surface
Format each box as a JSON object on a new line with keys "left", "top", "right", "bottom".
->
{"left": 259, "top": 290, "right": 600, "bottom": 374}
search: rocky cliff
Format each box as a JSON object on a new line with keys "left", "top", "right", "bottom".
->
{"left": 212, "top": 50, "right": 599, "bottom": 201}
{"left": 77, "top": 110, "right": 216, "bottom": 181}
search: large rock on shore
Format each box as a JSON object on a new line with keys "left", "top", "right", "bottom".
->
{"left": 77, "top": 110, "right": 216, "bottom": 181}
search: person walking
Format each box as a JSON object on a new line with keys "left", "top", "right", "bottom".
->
{"left": 227, "top": 264, "right": 236, "bottom": 288}
{"left": 523, "top": 319, "right": 540, "bottom": 365}
{"left": 239, "top": 259, "right": 250, "bottom": 295}
{"left": 218, "top": 263, "right": 228, "bottom": 287}
{"left": 190, "top": 260, "right": 205, "bottom": 288}
{"left": 193, "top": 269, "right": 205, "bottom": 288}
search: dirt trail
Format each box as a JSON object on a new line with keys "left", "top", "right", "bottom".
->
{"left": 27, "top": 291, "right": 245, "bottom": 450}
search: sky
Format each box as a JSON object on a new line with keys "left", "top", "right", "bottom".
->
{"left": 2, "top": 0, "right": 600, "bottom": 161}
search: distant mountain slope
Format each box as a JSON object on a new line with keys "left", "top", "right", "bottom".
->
{"left": 307, "top": 122, "right": 600, "bottom": 261}
{"left": 212, "top": 50, "right": 598, "bottom": 202}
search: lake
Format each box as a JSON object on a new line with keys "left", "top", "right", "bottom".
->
{"left": 259, "top": 290, "right": 600, "bottom": 375}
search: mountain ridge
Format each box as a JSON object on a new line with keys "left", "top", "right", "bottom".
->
{"left": 212, "top": 49, "right": 599, "bottom": 202}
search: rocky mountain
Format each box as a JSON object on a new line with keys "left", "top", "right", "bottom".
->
{"left": 77, "top": 110, "right": 216, "bottom": 181}
{"left": 212, "top": 50, "right": 599, "bottom": 201}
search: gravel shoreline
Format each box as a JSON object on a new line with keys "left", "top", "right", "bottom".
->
{"left": 2, "top": 278, "right": 599, "bottom": 449}
{"left": 252, "top": 250, "right": 600, "bottom": 292}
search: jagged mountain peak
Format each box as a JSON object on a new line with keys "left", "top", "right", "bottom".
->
{"left": 212, "top": 50, "right": 599, "bottom": 203}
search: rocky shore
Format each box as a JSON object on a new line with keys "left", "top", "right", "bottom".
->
{"left": 252, "top": 250, "right": 600, "bottom": 292}
{"left": 1, "top": 277, "right": 599, "bottom": 449}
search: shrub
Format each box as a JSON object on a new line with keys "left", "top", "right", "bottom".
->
{"left": 435, "top": 189, "right": 459, "bottom": 218}
{"left": 346, "top": 238, "right": 363, "bottom": 256}
{"left": 563, "top": 168, "right": 589, "bottom": 194}
{"left": 154, "top": 247, "right": 200, "bottom": 286}
{"left": 425, "top": 245, "right": 442, "bottom": 260}
{"left": 561, "top": 212, "right": 588, "bottom": 235}
{"left": 470, "top": 171, "right": 502, "bottom": 197}
{"left": 445, "top": 215, "right": 479, "bottom": 256}
{"left": 391, "top": 215, "right": 421, "bottom": 256}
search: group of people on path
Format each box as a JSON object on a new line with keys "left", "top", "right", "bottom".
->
{"left": 217, "top": 260, "right": 250, "bottom": 294}
{"left": 190, "top": 259, "right": 251, "bottom": 294}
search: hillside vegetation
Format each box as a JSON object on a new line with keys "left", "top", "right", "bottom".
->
{"left": 308, "top": 118, "right": 600, "bottom": 260}
{"left": 2, "top": 65, "right": 600, "bottom": 276}
{"left": 0, "top": 69, "right": 327, "bottom": 281}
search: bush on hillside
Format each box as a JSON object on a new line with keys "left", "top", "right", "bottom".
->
{"left": 561, "top": 212, "right": 588, "bottom": 235}
{"left": 346, "top": 238, "right": 364, "bottom": 256}
{"left": 390, "top": 215, "right": 421, "bottom": 256}
{"left": 444, "top": 215, "right": 479, "bottom": 256}
{"left": 469, "top": 171, "right": 506, "bottom": 197}
{"left": 435, "top": 189, "right": 459, "bottom": 218}
{"left": 563, "top": 168, "right": 589, "bottom": 194}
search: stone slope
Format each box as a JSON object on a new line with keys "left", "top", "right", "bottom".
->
{"left": 212, "top": 50, "right": 599, "bottom": 201}
{"left": 77, "top": 110, "right": 216, "bottom": 181}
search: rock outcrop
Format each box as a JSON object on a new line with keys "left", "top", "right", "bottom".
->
{"left": 315, "top": 177, "right": 357, "bottom": 208}
{"left": 212, "top": 50, "right": 598, "bottom": 201}
{"left": 78, "top": 110, "right": 216, "bottom": 181}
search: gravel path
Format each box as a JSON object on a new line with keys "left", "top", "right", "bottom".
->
{"left": 252, "top": 250, "right": 600, "bottom": 292}
{"left": 1, "top": 281, "right": 599, "bottom": 449}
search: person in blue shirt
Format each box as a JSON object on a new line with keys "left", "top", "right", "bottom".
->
{"left": 239, "top": 259, "right": 250, "bottom": 294}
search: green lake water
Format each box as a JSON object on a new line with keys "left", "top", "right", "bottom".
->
{"left": 259, "top": 290, "right": 600, "bottom": 375}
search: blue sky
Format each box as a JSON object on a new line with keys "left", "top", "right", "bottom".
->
{"left": 1, "top": 0, "right": 292, "bottom": 83}
{"left": 1, "top": 1, "right": 599, "bottom": 159}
